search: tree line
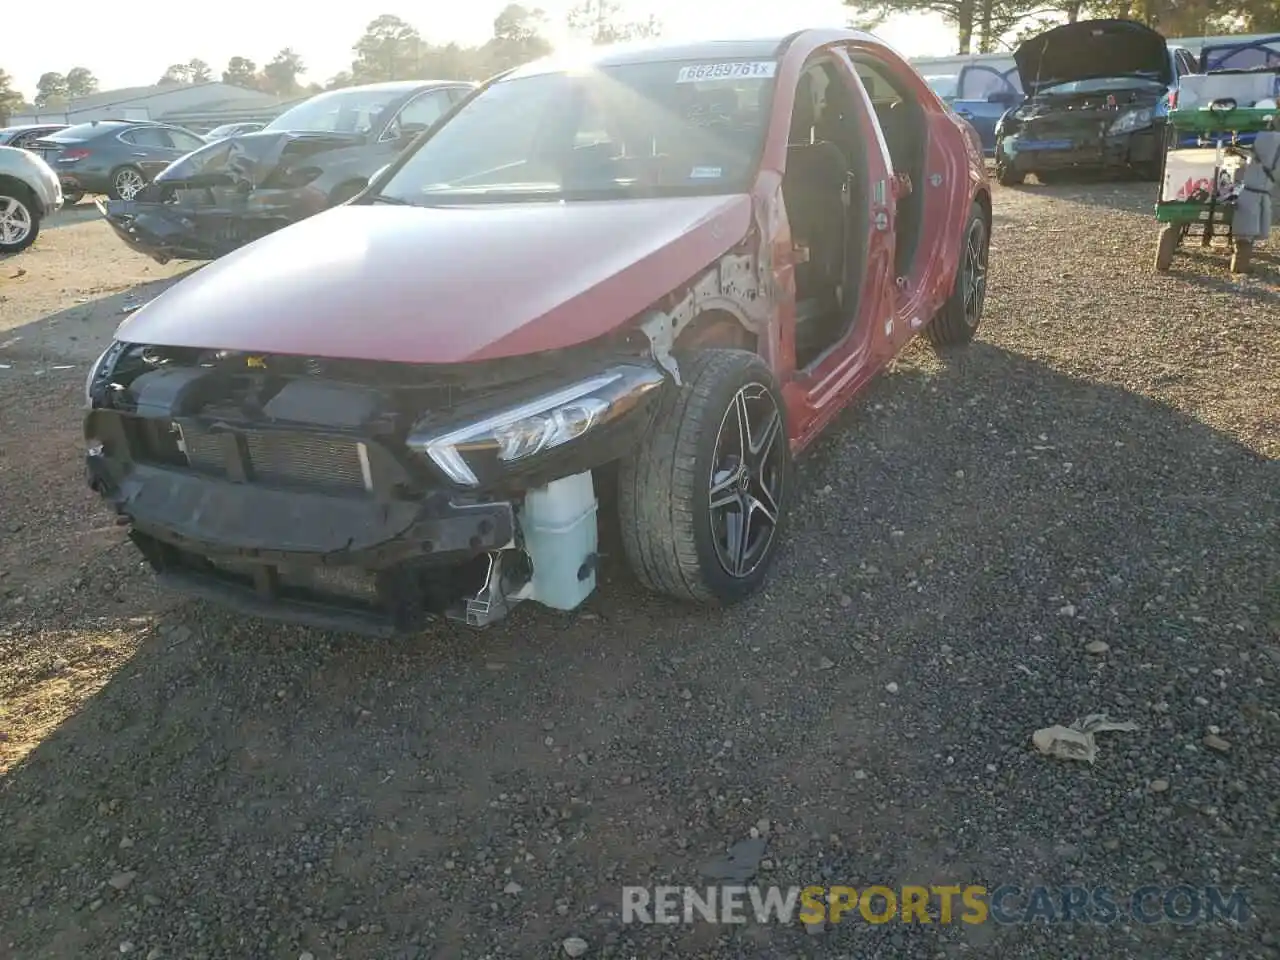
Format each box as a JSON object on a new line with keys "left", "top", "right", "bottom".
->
{"left": 2, "top": 0, "right": 1274, "bottom": 122}
{"left": 846, "top": 0, "right": 1279, "bottom": 55}
{"left": 0, "top": 2, "right": 658, "bottom": 120}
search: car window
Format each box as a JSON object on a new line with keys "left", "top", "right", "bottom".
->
{"left": 381, "top": 60, "right": 775, "bottom": 204}
{"left": 383, "top": 90, "right": 451, "bottom": 140}
{"left": 124, "top": 127, "right": 174, "bottom": 148}
{"left": 956, "top": 65, "right": 1020, "bottom": 100}
{"left": 166, "top": 129, "right": 206, "bottom": 152}
{"left": 265, "top": 88, "right": 401, "bottom": 135}
{"left": 14, "top": 131, "right": 44, "bottom": 149}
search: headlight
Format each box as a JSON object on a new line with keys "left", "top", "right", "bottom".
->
{"left": 407, "top": 363, "right": 666, "bottom": 487}
{"left": 1109, "top": 108, "right": 1154, "bottom": 135}
{"left": 84, "top": 340, "right": 125, "bottom": 408}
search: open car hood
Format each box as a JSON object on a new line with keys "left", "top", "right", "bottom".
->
{"left": 1014, "top": 19, "right": 1172, "bottom": 95}
{"left": 153, "top": 130, "right": 365, "bottom": 189}
{"left": 114, "top": 193, "right": 753, "bottom": 364}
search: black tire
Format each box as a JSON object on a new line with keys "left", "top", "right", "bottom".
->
{"left": 0, "top": 182, "right": 41, "bottom": 254}
{"left": 107, "top": 165, "right": 147, "bottom": 201}
{"left": 618, "top": 349, "right": 791, "bottom": 605}
{"left": 995, "top": 154, "right": 1024, "bottom": 186}
{"left": 925, "top": 201, "right": 990, "bottom": 350}
{"left": 62, "top": 191, "right": 84, "bottom": 207}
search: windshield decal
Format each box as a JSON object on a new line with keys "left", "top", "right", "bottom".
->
{"left": 689, "top": 166, "right": 723, "bottom": 178}
{"left": 676, "top": 61, "right": 777, "bottom": 83}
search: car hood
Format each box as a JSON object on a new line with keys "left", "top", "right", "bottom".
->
{"left": 153, "top": 130, "right": 364, "bottom": 189}
{"left": 114, "top": 193, "right": 754, "bottom": 363}
{"left": 1014, "top": 19, "right": 1171, "bottom": 95}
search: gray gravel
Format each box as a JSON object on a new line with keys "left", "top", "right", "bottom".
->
{"left": 1, "top": 180, "right": 1278, "bottom": 959}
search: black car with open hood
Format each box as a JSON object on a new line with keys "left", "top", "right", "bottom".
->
{"left": 994, "top": 19, "right": 1184, "bottom": 185}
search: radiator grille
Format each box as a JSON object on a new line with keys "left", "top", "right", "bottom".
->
{"left": 181, "top": 429, "right": 369, "bottom": 492}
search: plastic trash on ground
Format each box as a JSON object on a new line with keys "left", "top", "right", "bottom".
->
{"left": 1031, "top": 713, "right": 1139, "bottom": 764}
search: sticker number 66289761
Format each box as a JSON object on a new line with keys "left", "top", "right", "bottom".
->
{"left": 675, "top": 61, "right": 778, "bottom": 83}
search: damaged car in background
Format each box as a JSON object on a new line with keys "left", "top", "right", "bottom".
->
{"left": 98, "top": 79, "right": 475, "bottom": 263}
{"left": 994, "top": 18, "right": 1196, "bottom": 185}
{"left": 83, "top": 31, "right": 992, "bottom": 635}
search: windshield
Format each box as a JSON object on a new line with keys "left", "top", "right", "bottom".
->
{"left": 264, "top": 89, "right": 401, "bottom": 135}
{"left": 379, "top": 59, "right": 777, "bottom": 204}
{"left": 1037, "top": 75, "right": 1167, "bottom": 95}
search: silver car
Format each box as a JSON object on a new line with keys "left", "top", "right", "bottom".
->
{"left": 0, "top": 144, "right": 63, "bottom": 254}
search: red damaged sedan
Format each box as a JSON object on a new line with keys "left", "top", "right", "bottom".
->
{"left": 83, "top": 31, "right": 992, "bottom": 634}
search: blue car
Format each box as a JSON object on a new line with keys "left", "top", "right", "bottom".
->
{"left": 948, "top": 62, "right": 1023, "bottom": 156}
{"left": 992, "top": 19, "right": 1198, "bottom": 185}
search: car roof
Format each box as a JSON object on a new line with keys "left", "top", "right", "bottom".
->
{"left": 0, "top": 123, "right": 66, "bottom": 133}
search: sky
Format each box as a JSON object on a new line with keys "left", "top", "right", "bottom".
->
{"left": 4, "top": 0, "right": 959, "bottom": 99}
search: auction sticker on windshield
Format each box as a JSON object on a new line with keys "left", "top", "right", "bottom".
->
{"left": 676, "top": 61, "right": 777, "bottom": 83}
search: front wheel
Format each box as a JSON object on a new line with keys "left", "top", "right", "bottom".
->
{"left": 926, "top": 201, "right": 990, "bottom": 350}
{"left": 995, "top": 151, "right": 1024, "bottom": 186}
{"left": 618, "top": 349, "right": 791, "bottom": 605}
{"left": 0, "top": 187, "right": 40, "bottom": 253}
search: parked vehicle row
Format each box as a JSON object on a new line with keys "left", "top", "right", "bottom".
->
{"left": 81, "top": 29, "right": 994, "bottom": 634}
{"left": 98, "top": 79, "right": 475, "bottom": 262}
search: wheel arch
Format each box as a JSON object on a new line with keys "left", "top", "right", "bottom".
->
{"left": 0, "top": 175, "right": 40, "bottom": 215}
{"left": 673, "top": 308, "right": 759, "bottom": 355}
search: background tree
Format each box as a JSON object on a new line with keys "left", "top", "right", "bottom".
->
{"left": 188, "top": 58, "right": 213, "bottom": 83}
{"left": 324, "top": 70, "right": 354, "bottom": 90}
{"left": 567, "top": 0, "right": 662, "bottom": 44}
{"left": 34, "top": 72, "right": 68, "bottom": 109}
{"left": 221, "top": 56, "right": 260, "bottom": 88}
{"left": 65, "top": 67, "right": 98, "bottom": 99}
{"left": 0, "top": 69, "right": 24, "bottom": 123}
{"left": 263, "top": 48, "right": 306, "bottom": 95}
{"left": 484, "top": 4, "right": 554, "bottom": 72}
{"left": 159, "top": 59, "right": 212, "bottom": 85}
{"left": 158, "top": 63, "right": 193, "bottom": 85}
{"left": 352, "top": 15, "right": 423, "bottom": 82}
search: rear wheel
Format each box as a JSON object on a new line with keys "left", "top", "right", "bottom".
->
{"left": 618, "top": 349, "right": 791, "bottom": 605}
{"left": 108, "top": 166, "right": 146, "bottom": 201}
{"left": 0, "top": 185, "right": 40, "bottom": 253}
{"left": 926, "top": 201, "right": 990, "bottom": 350}
{"left": 995, "top": 156, "right": 1024, "bottom": 186}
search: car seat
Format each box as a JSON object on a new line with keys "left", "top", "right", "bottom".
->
{"left": 782, "top": 74, "right": 850, "bottom": 306}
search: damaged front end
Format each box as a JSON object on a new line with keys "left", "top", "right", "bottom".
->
{"left": 98, "top": 132, "right": 356, "bottom": 264}
{"left": 84, "top": 340, "right": 668, "bottom": 634}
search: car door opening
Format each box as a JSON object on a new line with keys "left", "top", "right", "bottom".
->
{"left": 855, "top": 56, "right": 927, "bottom": 278}
{"left": 782, "top": 61, "right": 870, "bottom": 369}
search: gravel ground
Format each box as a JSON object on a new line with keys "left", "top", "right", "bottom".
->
{"left": 0, "top": 183, "right": 1277, "bottom": 960}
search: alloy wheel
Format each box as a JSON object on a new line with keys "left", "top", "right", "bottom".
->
{"left": 0, "top": 195, "right": 33, "bottom": 247}
{"left": 707, "top": 383, "right": 785, "bottom": 579}
{"left": 115, "top": 169, "right": 145, "bottom": 200}
{"left": 963, "top": 218, "right": 989, "bottom": 327}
